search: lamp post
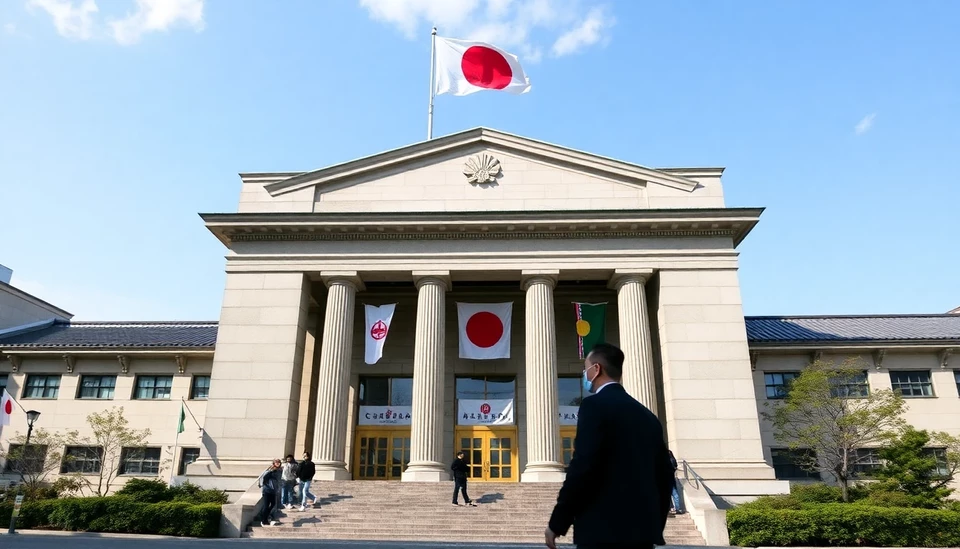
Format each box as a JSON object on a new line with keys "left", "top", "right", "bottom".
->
{"left": 9, "top": 410, "right": 40, "bottom": 535}
{"left": 24, "top": 410, "right": 40, "bottom": 448}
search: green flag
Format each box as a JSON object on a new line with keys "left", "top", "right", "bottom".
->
{"left": 177, "top": 403, "right": 185, "bottom": 434}
{"left": 574, "top": 302, "right": 607, "bottom": 359}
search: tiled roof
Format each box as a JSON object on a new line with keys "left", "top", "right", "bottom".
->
{"left": 745, "top": 315, "right": 960, "bottom": 344}
{"left": 1, "top": 316, "right": 957, "bottom": 351}
{"left": 0, "top": 320, "right": 217, "bottom": 349}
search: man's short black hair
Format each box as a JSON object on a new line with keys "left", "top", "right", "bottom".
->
{"left": 587, "top": 343, "right": 625, "bottom": 381}
{"left": 302, "top": 451, "right": 311, "bottom": 459}
{"left": 457, "top": 451, "right": 464, "bottom": 457}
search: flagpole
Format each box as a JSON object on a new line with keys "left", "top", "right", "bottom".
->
{"left": 170, "top": 425, "right": 180, "bottom": 486}
{"left": 427, "top": 26, "right": 437, "bottom": 140}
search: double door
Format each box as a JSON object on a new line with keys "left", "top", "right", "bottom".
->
{"left": 560, "top": 427, "right": 577, "bottom": 469}
{"left": 456, "top": 427, "right": 518, "bottom": 482}
{"left": 353, "top": 428, "right": 411, "bottom": 480}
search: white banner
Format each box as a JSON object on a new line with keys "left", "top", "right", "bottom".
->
{"left": 558, "top": 405, "right": 580, "bottom": 426}
{"left": 364, "top": 303, "right": 396, "bottom": 365}
{"left": 457, "top": 399, "right": 514, "bottom": 426}
{"left": 357, "top": 406, "right": 412, "bottom": 426}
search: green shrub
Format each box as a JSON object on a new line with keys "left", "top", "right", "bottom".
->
{"left": 790, "top": 483, "right": 845, "bottom": 504}
{"left": 728, "top": 504, "right": 960, "bottom": 547}
{"left": 115, "top": 479, "right": 228, "bottom": 505}
{"left": 0, "top": 496, "right": 220, "bottom": 537}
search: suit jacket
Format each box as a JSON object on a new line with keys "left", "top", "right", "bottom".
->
{"left": 451, "top": 458, "right": 469, "bottom": 480}
{"left": 548, "top": 383, "right": 674, "bottom": 546}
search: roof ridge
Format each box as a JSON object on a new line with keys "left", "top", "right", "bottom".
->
{"left": 57, "top": 320, "right": 219, "bottom": 325}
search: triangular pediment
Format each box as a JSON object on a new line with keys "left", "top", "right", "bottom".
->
{"left": 258, "top": 128, "right": 719, "bottom": 213}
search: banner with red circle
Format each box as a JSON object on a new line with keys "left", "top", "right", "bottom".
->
{"left": 457, "top": 399, "right": 514, "bottom": 426}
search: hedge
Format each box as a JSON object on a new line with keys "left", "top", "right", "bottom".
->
{"left": 0, "top": 496, "right": 220, "bottom": 537}
{"left": 728, "top": 504, "right": 960, "bottom": 547}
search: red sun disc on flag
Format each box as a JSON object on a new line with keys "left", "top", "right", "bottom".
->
{"left": 480, "top": 403, "right": 492, "bottom": 415}
{"left": 3, "top": 400, "right": 11, "bottom": 415}
{"left": 370, "top": 320, "right": 388, "bottom": 341}
{"left": 461, "top": 46, "right": 513, "bottom": 89}
{"left": 466, "top": 311, "right": 504, "bottom": 348}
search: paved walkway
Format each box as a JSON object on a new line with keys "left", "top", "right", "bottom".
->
{"left": 0, "top": 531, "right": 723, "bottom": 549}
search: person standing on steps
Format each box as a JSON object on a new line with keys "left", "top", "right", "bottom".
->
{"left": 451, "top": 451, "right": 477, "bottom": 506}
{"left": 545, "top": 343, "right": 675, "bottom": 549}
{"left": 281, "top": 454, "right": 299, "bottom": 509}
{"left": 257, "top": 458, "right": 283, "bottom": 527}
{"left": 297, "top": 451, "right": 318, "bottom": 511}
{"left": 668, "top": 450, "right": 686, "bottom": 515}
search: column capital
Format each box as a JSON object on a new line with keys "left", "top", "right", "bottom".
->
{"left": 412, "top": 271, "right": 451, "bottom": 291}
{"left": 608, "top": 268, "right": 655, "bottom": 290}
{"left": 320, "top": 271, "right": 365, "bottom": 292}
{"left": 521, "top": 269, "right": 559, "bottom": 290}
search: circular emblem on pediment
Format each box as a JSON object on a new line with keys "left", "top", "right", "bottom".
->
{"left": 462, "top": 154, "right": 501, "bottom": 184}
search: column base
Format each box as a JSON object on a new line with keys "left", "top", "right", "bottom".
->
{"left": 521, "top": 463, "right": 567, "bottom": 483}
{"left": 401, "top": 462, "right": 450, "bottom": 482}
{"left": 314, "top": 461, "right": 352, "bottom": 481}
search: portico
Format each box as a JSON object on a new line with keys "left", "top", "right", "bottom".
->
{"left": 187, "top": 127, "right": 784, "bottom": 498}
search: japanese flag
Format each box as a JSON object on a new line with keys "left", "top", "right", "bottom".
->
{"left": 0, "top": 389, "right": 13, "bottom": 427}
{"left": 457, "top": 302, "right": 512, "bottom": 359}
{"left": 364, "top": 303, "right": 396, "bottom": 365}
{"left": 434, "top": 36, "right": 531, "bottom": 96}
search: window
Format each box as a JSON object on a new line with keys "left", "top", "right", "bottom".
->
{"left": 889, "top": 371, "right": 934, "bottom": 398}
{"left": 23, "top": 375, "right": 61, "bottom": 399}
{"left": 61, "top": 446, "right": 103, "bottom": 474}
{"left": 852, "top": 449, "right": 882, "bottom": 477}
{"left": 135, "top": 375, "right": 173, "bottom": 400}
{"left": 830, "top": 371, "right": 870, "bottom": 398}
{"left": 925, "top": 448, "right": 951, "bottom": 477}
{"left": 455, "top": 376, "right": 516, "bottom": 400}
{"left": 0, "top": 374, "right": 7, "bottom": 396}
{"left": 190, "top": 376, "right": 211, "bottom": 400}
{"left": 78, "top": 375, "right": 116, "bottom": 399}
{"left": 764, "top": 372, "right": 800, "bottom": 399}
{"left": 179, "top": 448, "right": 201, "bottom": 476}
{"left": 771, "top": 448, "right": 820, "bottom": 480}
{"left": 3, "top": 444, "right": 47, "bottom": 474}
{"left": 558, "top": 377, "right": 586, "bottom": 406}
{"left": 119, "top": 447, "right": 162, "bottom": 475}
{"left": 954, "top": 370, "right": 960, "bottom": 396}
{"left": 358, "top": 377, "right": 413, "bottom": 406}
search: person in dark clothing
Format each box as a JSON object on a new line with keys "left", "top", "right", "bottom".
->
{"left": 668, "top": 450, "right": 686, "bottom": 514}
{"left": 546, "top": 343, "right": 675, "bottom": 549}
{"left": 257, "top": 459, "right": 282, "bottom": 527}
{"left": 451, "top": 451, "right": 476, "bottom": 506}
{"left": 296, "top": 451, "right": 318, "bottom": 511}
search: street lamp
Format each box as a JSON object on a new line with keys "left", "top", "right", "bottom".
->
{"left": 24, "top": 410, "right": 40, "bottom": 448}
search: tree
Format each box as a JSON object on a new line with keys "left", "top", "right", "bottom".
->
{"left": 81, "top": 406, "right": 150, "bottom": 497}
{"left": 869, "top": 426, "right": 960, "bottom": 508}
{"left": 763, "top": 359, "right": 906, "bottom": 502}
{"left": 0, "top": 427, "right": 79, "bottom": 497}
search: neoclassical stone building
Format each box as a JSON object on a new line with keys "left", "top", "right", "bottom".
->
{"left": 1, "top": 128, "right": 958, "bottom": 505}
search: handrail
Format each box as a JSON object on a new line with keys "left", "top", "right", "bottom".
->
{"left": 681, "top": 459, "right": 703, "bottom": 491}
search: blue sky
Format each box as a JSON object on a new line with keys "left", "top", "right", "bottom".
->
{"left": 1, "top": 0, "right": 957, "bottom": 321}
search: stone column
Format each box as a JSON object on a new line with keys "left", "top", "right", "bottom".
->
{"left": 312, "top": 272, "right": 363, "bottom": 480}
{"left": 520, "top": 271, "right": 566, "bottom": 482}
{"left": 611, "top": 269, "right": 658, "bottom": 415}
{"left": 402, "top": 272, "right": 451, "bottom": 482}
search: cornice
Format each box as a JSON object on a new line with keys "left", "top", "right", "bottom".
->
{"left": 202, "top": 208, "right": 764, "bottom": 248}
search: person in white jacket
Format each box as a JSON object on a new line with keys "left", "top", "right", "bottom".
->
{"left": 280, "top": 454, "right": 299, "bottom": 509}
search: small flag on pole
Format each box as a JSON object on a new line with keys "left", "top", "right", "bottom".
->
{"left": 574, "top": 303, "right": 607, "bottom": 359}
{"left": 177, "top": 402, "right": 185, "bottom": 434}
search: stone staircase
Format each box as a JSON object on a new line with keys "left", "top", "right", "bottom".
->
{"left": 243, "top": 481, "right": 706, "bottom": 545}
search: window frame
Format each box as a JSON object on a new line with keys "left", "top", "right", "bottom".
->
{"left": 358, "top": 376, "right": 414, "bottom": 407}
{"left": 954, "top": 370, "right": 960, "bottom": 397}
{"left": 22, "top": 374, "right": 61, "bottom": 400}
{"left": 830, "top": 371, "right": 870, "bottom": 398}
{"left": 179, "top": 447, "right": 201, "bottom": 476}
{"left": 770, "top": 448, "right": 820, "bottom": 480}
{"left": 557, "top": 376, "right": 586, "bottom": 406}
{"left": 889, "top": 370, "right": 935, "bottom": 398}
{"left": 133, "top": 375, "right": 174, "bottom": 400}
{"left": 61, "top": 446, "right": 103, "bottom": 474}
{"left": 189, "top": 375, "right": 211, "bottom": 400}
{"left": 119, "top": 447, "right": 163, "bottom": 476}
{"left": 852, "top": 448, "right": 883, "bottom": 478}
{"left": 455, "top": 376, "right": 517, "bottom": 401}
{"left": 77, "top": 375, "right": 117, "bottom": 400}
{"left": 764, "top": 371, "right": 801, "bottom": 400}
{"left": 924, "top": 447, "right": 951, "bottom": 478}
{"left": 3, "top": 444, "right": 48, "bottom": 474}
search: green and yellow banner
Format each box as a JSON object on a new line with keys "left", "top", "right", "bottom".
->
{"left": 574, "top": 302, "right": 606, "bottom": 359}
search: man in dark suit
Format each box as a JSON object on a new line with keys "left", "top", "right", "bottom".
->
{"left": 546, "top": 343, "right": 675, "bottom": 549}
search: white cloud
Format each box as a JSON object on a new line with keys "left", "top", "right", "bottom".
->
{"left": 357, "top": 0, "right": 611, "bottom": 61}
{"left": 109, "top": 0, "right": 204, "bottom": 46}
{"left": 26, "top": 0, "right": 204, "bottom": 45}
{"left": 552, "top": 6, "right": 612, "bottom": 57}
{"left": 855, "top": 113, "right": 876, "bottom": 135}
{"left": 27, "top": 0, "right": 98, "bottom": 40}
{"left": 4, "top": 23, "right": 17, "bottom": 34}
